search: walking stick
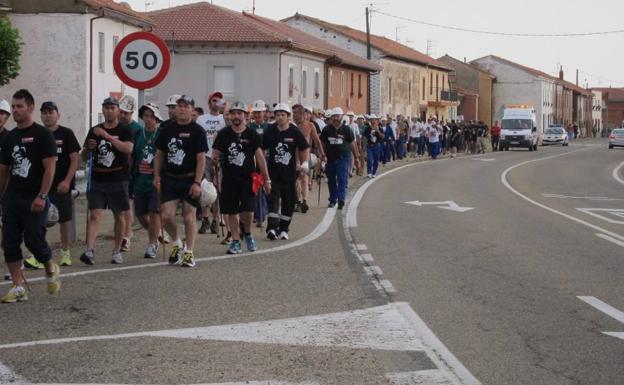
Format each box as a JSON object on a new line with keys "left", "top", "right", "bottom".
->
{"left": 156, "top": 187, "right": 166, "bottom": 261}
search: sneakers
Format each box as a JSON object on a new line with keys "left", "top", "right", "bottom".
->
{"left": 144, "top": 243, "right": 159, "bottom": 259}
{"left": 181, "top": 250, "right": 195, "bottom": 267}
{"left": 244, "top": 234, "right": 257, "bottom": 252}
{"left": 198, "top": 218, "right": 210, "bottom": 234}
{"left": 301, "top": 200, "right": 309, "bottom": 214}
{"left": 227, "top": 240, "right": 242, "bottom": 254}
{"left": 1, "top": 285, "right": 28, "bottom": 303}
{"left": 294, "top": 201, "right": 302, "bottom": 212}
{"left": 24, "top": 256, "right": 44, "bottom": 270}
{"left": 337, "top": 201, "right": 345, "bottom": 210}
{"left": 80, "top": 249, "right": 95, "bottom": 265}
{"left": 267, "top": 229, "right": 277, "bottom": 241}
{"left": 46, "top": 263, "right": 61, "bottom": 295}
{"left": 168, "top": 245, "right": 182, "bottom": 265}
{"left": 220, "top": 232, "right": 232, "bottom": 245}
{"left": 209, "top": 219, "right": 218, "bottom": 234}
{"left": 367, "top": 174, "right": 373, "bottom": 178}
{"left": 59, "top": 249, "right": 72, "bottom": 267}
{"left": 120, "top": 238, "right": 131, "bottom": 252}
{"left": 328, "top": 202, "right": 336, "bottom": 208}
{"left": 278, "top": 231, "right": 289, "bottom": 240}
{"left": 111, "top": 251, "right": 123, "bottom": 264}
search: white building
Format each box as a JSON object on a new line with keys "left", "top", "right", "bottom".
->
{"left": 0, "top": 0, "right": 151, "bottom": 141}
{"left": 591, "top": 90, "right": 603, "bottom": 136}
{"left": 471, "top": 55, "right": 557, "bottom": 132}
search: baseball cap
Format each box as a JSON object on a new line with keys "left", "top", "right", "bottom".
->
{"left": 176, "top": 95, "right": 195, "bottom": 107}
{"left": 166, "top": 94, "right": 181, "bottom": 106}
{"left": 40, "top": 101, "right": 58, "bottom": 112}
{"left": 208, "top": 91, "right": 224, "bottom": 102}
{"left": 139, "top": 103, "right": 163, "bottom": 122}
{"left": 119, "top": 95, "right": 136, "bottom": 112}
{"left": 0, "top": 99, "right": 10, "bottom": 115}
{"left": 102, "top": 97, "right": 119, "bottom": 106}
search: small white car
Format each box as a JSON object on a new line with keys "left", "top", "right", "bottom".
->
{"left": 609, "top": 128, "right": 624, "bottom": 149}
{"left": 542, "top": 126, "right": 568, "bottom": 146}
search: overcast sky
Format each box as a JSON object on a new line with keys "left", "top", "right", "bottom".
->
{"left": 126, "top": 0, "right": 623, "bottom": 88}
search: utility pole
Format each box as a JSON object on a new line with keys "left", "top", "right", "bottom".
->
{"left": 252, "top": 0, "right": 256, "bottom": 14}
{"left": 395, "top": 26, "right": 406, "bottom": 42}
{"left": 365, "top": 7, "right": 371, "bottom": 60}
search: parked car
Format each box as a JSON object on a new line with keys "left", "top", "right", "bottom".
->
{"left": 608, "top": 128, "right": 624, "bottom": 149}
{"left": 542, "top": 126, "right": 568, "bottom": 146}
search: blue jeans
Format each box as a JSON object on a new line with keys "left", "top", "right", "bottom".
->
{"left": 367, "top": 145, "right": 381, "bottom": 175}
{"left": 417, "top": 137, "right": 426, "bottom": 156}
{"left": 430, "top": 142, "right": 441, "bottom": 159}
{"left": 325, "top": 157, "right": 350, "bottom": 204}
{"left": 567, "top": 131, "right": 574, "bottom": 142}
{"left": 397, "top": 136, "right": 406, "bottom": 159}
{"left": 254, "top": 190, "right": 268, "bottom": 224}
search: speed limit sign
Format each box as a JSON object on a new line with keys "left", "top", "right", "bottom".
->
{"left": 113, "top": 31, "right": 171, "bottom": 90}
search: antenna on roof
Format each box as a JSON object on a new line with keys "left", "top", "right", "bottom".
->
{"left": 426, "top": 39, "right": 435, "bottom": 56}
{"left": 144, "top": 0, "right": 155, "bottom": 11}
{"left": 395, "top": 25, "right": 406, "bottom": 42}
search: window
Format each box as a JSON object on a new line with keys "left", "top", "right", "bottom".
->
{"left": 214, "top": 66, "right": 235, "bottom": 97}
{"left": 328, "top": 69, "right": 333, "bottom": 97}
{"left": 358, "top": 74, "right": 362, "bottom": 98}
{"left": 314, "top": 68, "right": 320, "bottom": 98}
{"left": 340, "top": 71, "right": 345, "bottom": 97}
{"left": 436, "top": 74, "right": 439, "bottom": 93}
{"left": 288, "top": 64, "right": 294, "bottom": 98}
{"left": 442, "top": 74, "right": 445, "bottom": 90}
{"left": 422, "top": 78, "right": 425, "bottom": 100}
{"left": 98, "top": 32, "right": 105, "bottom": 73}
{"left": 388, "top": 77, "right": 392, "bottom": 103}
{"left": 429, "top": 73, "right": 433, "bottom": 95}
{"left": 350, "top": 72, "right": 354, "bottom": 96}
{"left": 302, "top": 67, "right": 308, "bottom": 98}
{"left": 408, "top": 81, "right": 412, "bottom": 104}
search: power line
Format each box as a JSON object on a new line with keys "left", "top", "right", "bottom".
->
{"left": 374, "top": 10, "right": 624, "bottom": 37}
{"left": 577, "top": 70, "right": 624, "bottom": 86}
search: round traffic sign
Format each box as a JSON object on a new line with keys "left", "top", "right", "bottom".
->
{"left": 113, "top": 31, "right": 171, "bottom": 90}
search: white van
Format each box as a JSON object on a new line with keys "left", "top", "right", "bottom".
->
{"left": 499, "top": 105, "right": 541, "bottom": 151}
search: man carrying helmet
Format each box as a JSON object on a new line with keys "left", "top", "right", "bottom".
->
{"left": 133, "top": 103, "right": 164, "bottom": 259}
{"left": 153, "top": 95, "right": 208, "bottom": 268}
{"left": 319, "top": 107, "right": 360, "bottom": 209}
{"left": 212, "top": 101, "right": 270, "bottom": 254}
{"left": 264, "top": 103, "right": 309, "bottom": 240}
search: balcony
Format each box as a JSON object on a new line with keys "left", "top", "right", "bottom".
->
{"left": 427, "top": 87, "right": 460, "bottom": 107}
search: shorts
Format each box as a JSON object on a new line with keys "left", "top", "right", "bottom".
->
{"left": 204, "top": 156, "right": 213, "bottom": 181}
{"left": 88, "top": 180, "right": 130, "bottom": 213}
{"left": 134, "top": 190, "right": 160, "bottom": 217}
{"left": 409, "top": 137, "right": 419, "bottom": 145}
{"left": 160, "top": 175, "right": 200, "bottom": 208}
{"left": 49, "top": 192, "right": 73, "bottom": 223}
{"left": 220, "top": 181, "right": 254, "bottom": 214}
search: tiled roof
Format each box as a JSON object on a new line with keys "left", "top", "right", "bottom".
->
{"left": 591, "top": 87, "right": 624, "bottom": 101}
{"left": 244, "top": 13, "right": 382, "bottom": 72}
{"left": 283, "top": 13, "right": 453, "bottom": 71}
{"left": 472, "top": 55, "right": 592, "bottom": 95}
{"left": 148, "top": 2, "right": 380, "bottom": 72}
{"left": 81, "top": 0, "right": 152, "bottom": 25}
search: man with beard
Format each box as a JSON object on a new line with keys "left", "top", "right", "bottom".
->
{"left": 264, "top": 103, "right": 309, "bottom": 240}
{"left": 212, "top": 102, "right": 270, "bottom": 254}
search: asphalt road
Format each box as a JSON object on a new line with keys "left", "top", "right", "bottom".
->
{"left": 1, "top": 139, "right": 622, "bottom": 385}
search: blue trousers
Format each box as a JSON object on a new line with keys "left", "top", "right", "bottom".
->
{"left": 366, "top": 145, "right": 381, "bottom": 175}
{"left": 397, "top": 136, "right": 406, "bottom": 159}
{"left": 383, "top": 141, "right": 394, "bottom": 163}
{"left": 254, "top": 190, "right": 268, "bottom": 224}
{"left": 417, "top": 137, "right": 426, "bottom": 156}
{"left": 325, "top": 157, "right": 350, "bottom": 204}
{"left": 430, "top": 141, "right": 441, "bottom": 159}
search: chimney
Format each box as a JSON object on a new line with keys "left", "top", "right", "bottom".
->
{"left": 559, "top": 66, "right": 564, "bottom": 80}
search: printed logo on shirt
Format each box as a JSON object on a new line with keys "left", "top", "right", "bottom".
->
{"left": 274, "top": 142, "right": 292, "bottom": 166}
{"left": 179, "top": 133, "right": 191, "bottom": 138}
{"left": 284, "top": 138, "right": 294, "bottom": 143}
{"left": 139, "top": 144, "right": 155, "bottom": 174}
{"left": 21, "top": 137, "right": 34, "bottom": 144}
{"left": 97, "top": 139, "right": 115, "bottom": 167}
{"left": 11, "top": 145, "right": 31, "bottom": 178}
{"left": 328, "top": 136, "right": 344, "bottom": 145}
{"left": 227, "top": 142, "right": 246, "bottom": 167}
{"left": 167, "top": 138, "right": 186, "bottom": 166}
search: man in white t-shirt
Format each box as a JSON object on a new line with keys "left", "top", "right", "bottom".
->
{"left": 196, "top": 91, "right": 226, "bottom": 235}
{"left": 409, "top": 117, "right": 419, "bottom": 158}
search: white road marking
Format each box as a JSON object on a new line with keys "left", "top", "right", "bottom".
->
{"left": 542, "top": 193, "right": 624, "bottom": 201}
{"left": 578, "top": 296, "right": 624, "bottom": 324}
{"left": 0, "top": 207, "right": 337, "bottom": 287}
{"left": 379, "top": 280, "right": 397, "bottom": 294}
{"left": 471, "top": 158, "right": 496, "bottom": 162}
{"left": 576, "top": 208, "right": 624, "bottom": 224}
{"left": 355, "top": 244, "right": 368, "bottom": 251}
{"left": 370, "top": 265, "right": 384, "bottom": 275}
{"left": 500, "top": 148, "right": 624, "bottom": 244}
{"left": 360, "top": 253, "right": 374, "bottom": 262}
{"left": 603, "top": 332, "right": 624, "bottom": 341}
{"left": 0, "top": 361, "right": 23, "bottom": 383}
{"left": 595, "top": 233, "right": 624, "bottom": 248}
{"left": 386, "top": 369, "right": 458, "bottom": 385}
{"left": 0, "top": 380, "right": 318, "bottom": 385}
{"left": 405, "top": 201, "right": 474, "bottom": 213}
{"left": 395, "top": 303, "right": 481, "bottom": 385}
{"left": 613, "top": 161, "right": 624, "bottom": 186}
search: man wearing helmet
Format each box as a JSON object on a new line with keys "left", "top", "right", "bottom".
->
{"left": 154, "top": 96, "right": 208, "bottom": 268}
{"left": 0, "top": 99, "right": 10, "bottom": 147}
{"left": 292, "top": 104, "right": 324, "bottom": 214}
{"left": 263, "top": 103, "right": 309, "bottom": 240}
{"left": 212, "top": 101, "right": 270, "bottom": 255}
{"left": 319, "top": 107, "right": 360, "bottom": 210}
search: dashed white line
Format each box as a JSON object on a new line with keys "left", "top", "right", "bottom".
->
{"left": 355, "top": 244, "right": 368, "bottom": 251}
{"left": 379, "top": 280, "right": 397, "bottom": 294}
{"left": 360, "top": 253, "right": 374, "bottom": 262}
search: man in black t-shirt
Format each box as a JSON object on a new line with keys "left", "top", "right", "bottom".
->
{"left": 263, "top": 103, "right": 309, "bottom": 240}
{"left": 154, "top": 95, "right": 207, "bottom": 268}
{"left": 81, "top": 97, "right": 133, "bottom": 266}
{"left": 212, "top": 101, "right": 270, "bottom": 255}
{"left": 0, "top": 89, "right": 60, "bottom": 303}
{"left": 319, "top": 107, "right": 360, "bottom": 210}
{"left": 41, "top": 101, "right": 80, "bottom": 267}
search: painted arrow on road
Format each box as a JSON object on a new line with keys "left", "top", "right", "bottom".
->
{"left": 405, "top": 201, "right": 475, "bottom": 213}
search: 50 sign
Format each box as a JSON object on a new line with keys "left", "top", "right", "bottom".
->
{"left": 113, "top": 32, "right": 171, "bottom": 90}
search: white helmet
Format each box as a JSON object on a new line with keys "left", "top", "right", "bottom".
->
{"left": 331, "top": 107, "right": 344, "bottom": 116}
{"left": 46, "top": 203, "right": 59, "bottom": 228}
{"left": 251, "top": 100, "right": 267, "bottom": 112}
{"left": 346, "top": 110, "right": 355, "bottom": 117}
{"left": 341, "top": 116, "right": 350, "bottom": 125}
{"left": 199, "top": 179, "right": 217, "bottom": 207}
{"left": 119, "top": 95, "right": 136, "bottom": 112}
{"left": 303, "top": 105, "right": 314, "bottom": 113}
{"left": 324, "top": 109, "right": 332, "bottom": 118}
{"left": 166, "top": 94, "right": 181, "bottom": 107}
{"left": 0, "top": 99, "right": 10, "bottom": 115}
{"left": 273, "top": 102, "right": 292, "bottom": 115}
{"left": 368, "top": 114, "right": 379, "bottom": 120}
{"left": 229, "top": 101, "right": 248, "bottom": 113}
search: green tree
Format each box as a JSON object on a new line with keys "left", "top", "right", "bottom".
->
{"left": 0, "top": 16, "right": 22, "bottom": 86}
